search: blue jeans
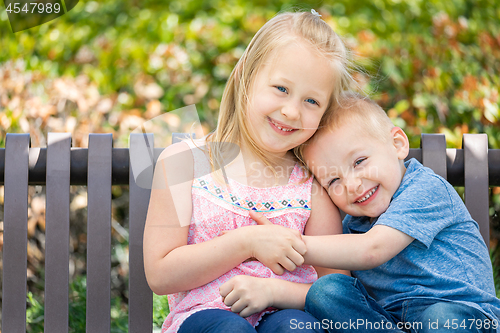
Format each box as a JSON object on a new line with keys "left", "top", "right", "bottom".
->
{"left": 178, "top": 308, "right": 326, "bottom": 333}
{"left": 305, "top": 274, "right": 495, "bottom": 333}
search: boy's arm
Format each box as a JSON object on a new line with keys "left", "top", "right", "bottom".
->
{"left": 303, "top": 180, "right": 350, "bottom": 276}
{"left": 303, "top": 225, "right": 414, "bottom": 270}
{"left": 219, "top": 180, "right": 350, "bottom": 318}
{"left": 250, "top": 212, "right": 415, "bottom": 271}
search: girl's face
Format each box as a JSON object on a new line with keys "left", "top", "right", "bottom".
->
{"left": 245, "top": 41, "right": 334, "bottom": 157}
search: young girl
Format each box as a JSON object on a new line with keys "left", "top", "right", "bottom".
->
{"left": 144, "top": 10, "right": 354, "bottom": 333}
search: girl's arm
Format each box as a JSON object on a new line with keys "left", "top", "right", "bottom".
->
{"left": 143, "top": 142, "right": 307, "bottom": 295}
{"left": 220, "top": 180, "right": 349, "bottom": 316}
{"left": 220, "top": 275, "right": 312, "bottom": 317}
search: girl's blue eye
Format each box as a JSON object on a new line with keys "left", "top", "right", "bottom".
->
{"left": 306, "top": 98, "right": 319, "bottom": 106}
{"left": 276, "top": 86, "right": 287, "bottom": 93}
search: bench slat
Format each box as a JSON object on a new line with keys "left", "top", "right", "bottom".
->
{"left": 86, "top": 134, "right": 113, "bottom": 333}
{"left": 1, "top": 147, "right": 499, "bottom": 186}
{"left": 421, "top": 134, "right": 447, "bottom": 179}
{"left": 44, "top": 133, "right": 71, "bottom": 332}
{"left": 2, "top": 134, "right": 30, "bottom": 333}
{"left": 0, "top": 131, "right": 494, "bottom": 331}
{"left": 463, "top": 134, "right": 490, "bottom": 247}
{"left": 128, "top": 133, "right": 153, "bottom": 332}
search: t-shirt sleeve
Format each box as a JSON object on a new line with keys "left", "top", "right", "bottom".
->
{"left": 375, "top": 173, "right": 455, "bottom": 248}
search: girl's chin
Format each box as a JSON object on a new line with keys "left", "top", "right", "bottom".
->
{"left": 261, "top": 139, "right": 298, "bottom": 153}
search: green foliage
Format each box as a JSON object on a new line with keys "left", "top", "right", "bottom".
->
{"left": 1, "top": 0, "right": 498, "bottom": 144}
{"left": 2, "top": 0, "right": 500, "bottom": 323}
{"left": 492, "top": 246, "right": 500, "bottom": 299}
{"left": 68, "top": 277, "right": 87, "bottom": 332}
{"left": 26, "top": 277, "right": 167, "bottom": 331}
{"left": 26, "top": 277, "right": 130, "bottom": 333}
{"left": 153, "top": 294, "right": 170, "bottom": 329}
{"left": 26, "top": 291, "right": 45, "bottom": 332}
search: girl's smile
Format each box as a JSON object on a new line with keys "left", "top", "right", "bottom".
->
{"left": 267, "top": 116, "right": 298, "bottom": 135}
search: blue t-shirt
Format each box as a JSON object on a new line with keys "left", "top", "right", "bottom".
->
{"left": 343, "top": 158, "right": 500, "bottom": 322}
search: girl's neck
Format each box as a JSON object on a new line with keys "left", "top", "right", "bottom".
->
{"left": 223, "top": 144, "right": 297, "bottom": 188}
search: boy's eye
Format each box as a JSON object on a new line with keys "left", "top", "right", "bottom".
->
{"left": 276, "top": 86, "right": 287, "bottom": 93}
{"left": 305, "top": 98, "right": 319, "bottom": 106}
{"left": 327, "top": 178, "right": 339, "bottom": 188}
{"left": 354, "top": 158, "right": 366, "bottom": 167}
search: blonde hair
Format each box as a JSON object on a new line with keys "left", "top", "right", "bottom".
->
{"left": 325, "top": 92, "right": 394, "bottom": 138}
{"left": 206, "top": 10, "right": 355, "bottom": 183}
{"left": 296, "top": 92, "right": 395, "bottom": 165}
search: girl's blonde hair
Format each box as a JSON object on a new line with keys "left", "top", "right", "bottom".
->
{"left": 206, "top": 10, "right": 355, "bottom": 182}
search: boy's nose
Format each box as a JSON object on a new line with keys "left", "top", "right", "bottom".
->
{"left": 345, "top": 176, "right": 363, "bottom": 194}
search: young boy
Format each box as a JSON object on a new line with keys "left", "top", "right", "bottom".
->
{"left": 297, "top": 93, "right": 500, "bottom": 332}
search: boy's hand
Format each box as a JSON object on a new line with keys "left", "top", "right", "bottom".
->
{"left": 220, "top": 275, "right": 273, "bottom": 317}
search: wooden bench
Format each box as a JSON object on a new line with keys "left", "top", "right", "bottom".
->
{"left": 0, "top": 132, "right": 499, "bottom": 332}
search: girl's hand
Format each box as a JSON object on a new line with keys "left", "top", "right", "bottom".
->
{"left": 220, "top": 275, "right": 273, "bottom": 317}
{"left": 245, "top": 210, "right": 307, "bottom": 275}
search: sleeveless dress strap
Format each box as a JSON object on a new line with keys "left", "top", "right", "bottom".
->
{"left": 288, "top": 163, "right": 312, "bottom": 185}
{"left": 182, "top": 139, "right": 212, "bottom": 179}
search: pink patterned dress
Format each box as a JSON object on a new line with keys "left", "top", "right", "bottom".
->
{"left": 161, "top": 143, "right": 318, "bottom": 332}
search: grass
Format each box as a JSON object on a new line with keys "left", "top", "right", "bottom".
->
{"left": 26, "top": 276, "right": 170, "bottom": 333}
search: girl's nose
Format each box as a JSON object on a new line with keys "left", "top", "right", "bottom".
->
{"left": 280, "top": 101, "right": 300, "bottom": 120}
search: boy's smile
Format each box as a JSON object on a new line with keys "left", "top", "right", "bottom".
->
{"left": 354, "top": 185, "right": 379, "bottom": 205}
{"left": 304, "top": 122, "right": 409, "bottom": 218}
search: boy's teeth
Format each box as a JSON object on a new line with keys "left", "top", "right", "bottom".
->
{"left": 356, "top": 186, "right": 378, "bottom": 203}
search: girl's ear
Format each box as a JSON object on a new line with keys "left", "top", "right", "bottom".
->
{"left": 391, "top": 127, "right": 410, "bottom": 160}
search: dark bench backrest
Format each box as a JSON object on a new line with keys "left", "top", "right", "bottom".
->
{"left": 0, "top": 132, "right": 498, "bottom": 332}
{"left": 411, "top": 133, "right": 491, "bottom": 244}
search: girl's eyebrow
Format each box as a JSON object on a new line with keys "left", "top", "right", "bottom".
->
{"left": 274, "top": 77, "right": 293, "bottom": 85}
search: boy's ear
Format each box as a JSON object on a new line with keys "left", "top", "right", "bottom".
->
{"left": 391, "top": 127, "right": 409, "bottom": 160}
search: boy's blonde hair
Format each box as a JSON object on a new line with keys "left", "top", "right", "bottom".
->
{"left": 296, "top": 92, "right": 395, "bottom": 164}
{"left": 321, "top": 92, "right": 394, "bottom": 139}
{"left": 206, "top": 10, "right": 355, "bottom": 182}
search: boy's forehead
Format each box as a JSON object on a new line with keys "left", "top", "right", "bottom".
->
{"left": 304, "top": 124, "right": 378, "bottom": 164}
{"left": 304, "top": 130, "right": 343, "bottom": 162}
{"left": 308, "top": 124, "right": 353, "bottom": 150}
{"left": 314, "top": 118, "right": 390, "bottom": 147}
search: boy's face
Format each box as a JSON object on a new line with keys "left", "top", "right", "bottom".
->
{"left": 304, "top": 122, "right": 409, "bottom": 218}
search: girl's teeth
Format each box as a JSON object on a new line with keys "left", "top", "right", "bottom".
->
{"left": 272, "top": 120, "right": 294, "bottom": 132}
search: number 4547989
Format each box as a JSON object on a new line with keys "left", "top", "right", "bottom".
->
{"left": 6, "top": 2, "right": 61, "bottom": 14}
{"left": 444, "top": 318, "right": 498, "bottom": 330}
